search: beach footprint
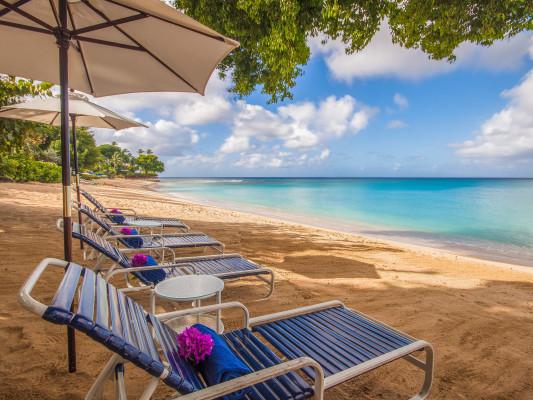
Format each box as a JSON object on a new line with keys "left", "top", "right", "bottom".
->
{"left": 0, "top": 325, "right": 31, "bottom": 353}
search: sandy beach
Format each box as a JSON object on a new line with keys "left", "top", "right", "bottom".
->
{"left": 1, "top": 179, "right": 532, "bottom": 399}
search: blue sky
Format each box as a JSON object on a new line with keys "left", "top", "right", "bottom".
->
{"left": 94, "top": 26, "right": 533, "bottom": 178}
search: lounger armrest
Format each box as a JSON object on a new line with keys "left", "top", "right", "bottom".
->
{"left": 156, "top": 231, "right": 204, "bottom": 237}
{"left": 156, "top": 301, "right": 250, "bottom": 328}
{"left": 323, "top": 340, "right": 434, "bottom": 389}
{"left": 118, "top": 245, "right": 177, "bottom": 258}
{"left": 103, "top": 207, "right": 138, "bottom": 216}
{"left": 19, "top": 258, "right": 68, "bottom": 317}
{"left": 249, "top": 300, "right": 345, "bottom": 327}
{"left": 106, "top": 234, "right": 164, "bottom": 241}
{"left": 213, "top": 267, "right": 273, "bottom": 280}
{"left": 131, "top": 214, "right": 189, "bottom": 230}
{"left": 163, "top": 253, "right": 242, "bottom": 263}
{"left": 178, "top": 357, "right": 324, "bottom": 400}
{"left": 101, "top": 211, "right": 138, "bottom": 218}
{"left": 117, "top": 247, "right": 146, "bottom": 254}
{"left": 104, "top": 263, "right": 196, "bottom": 282}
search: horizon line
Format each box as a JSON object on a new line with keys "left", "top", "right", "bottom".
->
{"left": 159, "top": 176, "right": 533, "bottom": 179}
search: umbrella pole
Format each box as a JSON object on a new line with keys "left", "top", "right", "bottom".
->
{"left": 58, "top": 0, "right": 76, "bottom": 373}
{"left": 71, "top": 115, "right": 84, "bottom": 250}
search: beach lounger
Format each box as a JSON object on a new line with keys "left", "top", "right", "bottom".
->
{"left": 77, "top": 203, "right": 224, "bottom": 254}
{"left": 80, "top": 189, "right": 189, "bottom": 231}
{"left": 60, "top": 220, "right": 274, "bottom": 299}
{"left": 20, "top": 258, "right": 434, "bottom": 400}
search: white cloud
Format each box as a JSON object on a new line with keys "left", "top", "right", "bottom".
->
{"left": 310, "top": 27, "right": 450, "bottom": 81}
{"left": 166, "top": 153, "right": 225, "bottom": 167}
{"left": 88, "top": 73, "right": 376, "bottom": 169}
{"left": 232, "top": 147, "right": 329, "bottom": 169}
{"left": 454, "top": 35, "right": 533, "bottom": 71}
{"left": 350, "top": 107, "right": 376, "bottom": 131}
{"left": 393, "top": 93, "right": 408, "bottom": 109}
{"left": 455, "top": 69, "right": 533, "bottom": 160}
{"left": 220, "top": 135, "right": 251, "bottom": 153}
{"left": 311, "top": 25, "right": 533, "bottom": 82}
{"left": 93, "top": 74, "right": 232, "bottom": 126}
{"left": 319, "top": 148, "right": 330, "bottom": 160}
{"left": 387, "top": 119, "right": 407, "bottom": 129}
{"left": 234, "top": 153, "right": 283, "bottom": 168}
{"left": 221, "top": 95, "right": 377, "bottom": 153}
{"left": 174, "top": 96, "right": 231, "bottom": 125}
{"left": 221, "top": 102, "right": 294, "bottom": 153}
{"left": 93, "top": 119, "right": 199, "bottom": 156}
{"left": 89, "top": 74, "right": 234, "bottom": 157}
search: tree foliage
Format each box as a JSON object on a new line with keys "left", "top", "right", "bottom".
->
{"left": 96, "top": 144, "right": 164, "bottom": 177}
{"left": 46, "top": 126, "right": 101, "bottom": 170}
{"left": 135, "top": 153, "right": 165, "bottom": 176}
{"left": 97, "top": 142, "right": 133, "bottom": 176}
{"left": 0, "top": 154, "right": 62, "bottom": 182}
{"left": 0, "top": 76, "right": 165, "bottom": 181}
{"left": 174, "top": 0, "right": 532, "bottom": 103}
{"left": 0, "top": 76, "right": 55, "bottom": 154}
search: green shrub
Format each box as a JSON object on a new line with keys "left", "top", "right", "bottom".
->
{"left": 0, "top": 154, "right": 61, "bottom": 183}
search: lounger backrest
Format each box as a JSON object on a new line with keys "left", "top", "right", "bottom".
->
{"left": 43, "top": 263, "right": 203, "bottom": 394}
{"left": 71, "top": 222, "right": 165, "bottom": 286}
{"left": 78, "top": 203, "right": 113, "bottom": 232}
{"left": 80, "top": 189, "right": 107, "bottom": 213}
{"left": 72, "top": 222, "right": 131, "bottom": 268}
{"left": 78, "top": 204, "right": 140, "bottom": 250}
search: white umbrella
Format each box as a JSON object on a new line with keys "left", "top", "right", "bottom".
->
{"left": 0, "top": 91, "right": 147, "bottom": 233}
{"left": 0, "top": 0, "right": 238, "bottom": 372}
{"left": 0, "top": 92, "right": 145, "bottom": 129}
{"left": 0, "top": 0, "right": 239, "bottom": 96}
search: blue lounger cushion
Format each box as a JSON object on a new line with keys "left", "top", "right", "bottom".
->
{"left": 193, "top": 324, "right": 252, "bottom": 400}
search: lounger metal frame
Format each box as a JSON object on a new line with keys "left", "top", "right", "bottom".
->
{"left": 58, "top": 219, "right": 275, "bottom": 299}
{"left": 76, "top": 203, "right": 225, "bottom": 255}
{"left": 20, "top": 258, "right": 433, "bottom": 400}
{"left": 80, "top": 189, "right": 190, "bottom": 231}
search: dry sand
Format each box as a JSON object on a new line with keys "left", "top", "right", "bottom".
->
{"left": 0, "top": 180, "right": 532, "bottom": 399}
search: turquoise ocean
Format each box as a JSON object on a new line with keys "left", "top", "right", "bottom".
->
{"left": 156, "top": 178, "right": 533, "bottom": 267}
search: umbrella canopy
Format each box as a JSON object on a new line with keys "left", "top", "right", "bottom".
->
{"left": 0, "top": 0, "right": 239, "bottom": 96}
{"left": 0, "top": 92, "right": 146, "bottom": 129}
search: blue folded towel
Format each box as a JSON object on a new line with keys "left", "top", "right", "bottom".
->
{"left": 193, "top": 324, "right": 252, "bottom": 400}
{"left": 122, "top": 228, "right": 143, "bottom": 248}
{"left": 109, "top": 209, "right": 125, "bottom": 224}
{"left": 134, "top": 255, "right": 166, "bottom": 285}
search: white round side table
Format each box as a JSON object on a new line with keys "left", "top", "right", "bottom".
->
{"left": 152, "top": 275, "right": 224, "bottom": 333}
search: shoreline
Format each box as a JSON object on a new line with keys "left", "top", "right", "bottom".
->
{"left": 152, "top": 184, "right": 533, "bottom": 273}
